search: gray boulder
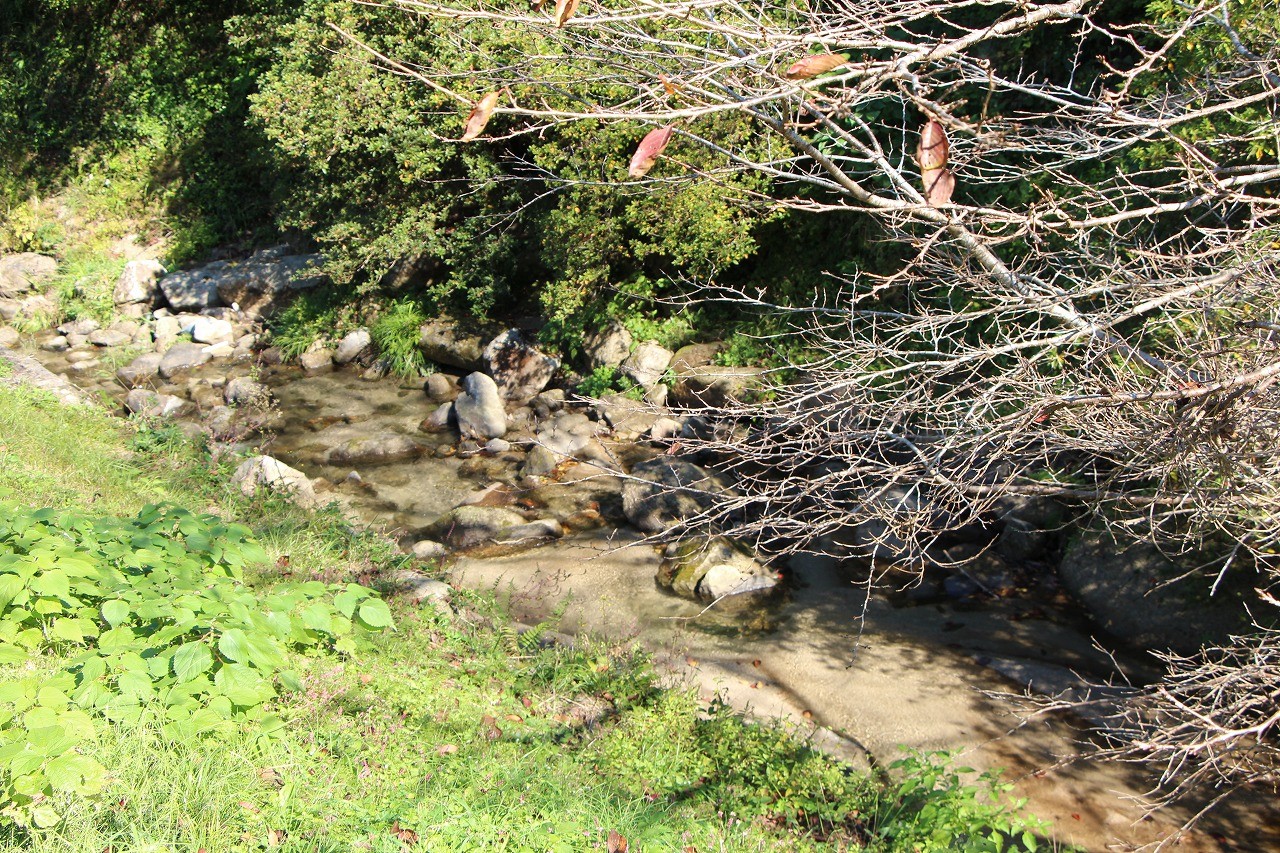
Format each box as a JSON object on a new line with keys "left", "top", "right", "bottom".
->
{"left": 670, "top": 364, "right": 765, "bottom": 408}
{"left": 621, "top": 457, "right": 728, "bottom": 533}
{"left": 418, "top": 319, "right": 486, "bottom": 371}
{"left": 334, "top": 329, "right": 372, "bottom": 365}
{"left": 298, "top": 346, "right": 334, "bottom": 372}
{"left": 157, "top": 342, "right": 211, "bottom": 380}
{"left": 0, "top": 293, "right": 56, "bottom": 324}
{"left": 454, "top": 372, "right": 507, "bottom": 439}
{"left": 325, "top": 433, "right": 425, "bottom": 466}
{"left": 124, "top": 389, "right": 190, "bottom": 419}
{"left": 231, "top": 456, "right": 319, "bottom": 508}
{"left": 88, "top": 329, "right": 132, "bottom": 348}
{"left": 0, "top": 253, "right": 57, "bottom": 295}
{"left": 410, "top": 540, "right": 449, "bottom": 561}
{"left": 583, "top": 321, "right": 632, "bottom": 369}
{"left": 0, "top": 327, "right": 19, "bottom": 348}
{"left": 484, "top": 329, "right": 559, "bottom": 404}
{"left": 658, "top": 537, "right": 778, "bottom": 601}
{"left": 419, "top": 401, "right": 455, "bottom": 433}
{"left": 1059, "top": 528, "right": 1255, "bottom": 653}
{"left": 620, "top": 340, "right": 673, "bottom": 389}
{"left": 189, "top": 316, "right": 234, "bottom": 344}
{"left": 57, "top": 318, "right": 99, "bottom": 336}
{"left": 115, "top": 352, "right": 164, "bottom": 388}
{"left": 224, "top": 376, "right": 270, "bottom": 407}
{"left": 160, "top": 250, "right": 322, "bottom": 316}
{"left": 425, "top": 505, "right": 529, "bottom": 549}
{"left": 113, "top": 259, "right": 166, "bottom": 307}
{"left": 424, "top": 372, "right": 458, "bottom": 403}
{"left": 392, "top": 570, "right": 452, "bottom": 604}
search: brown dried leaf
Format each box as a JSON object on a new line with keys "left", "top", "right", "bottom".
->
{"left": 391, "top": 821, "right": 420, "bottom": 845}
{"left": 436, "top": 743, "right": 458, "bottom": 755}
{"left": 659, "top": 74, "right": 681, "bottom": 96}
{"left": 922, "top": 167, "right": 956, "bottom": 206}
{"left": 461, "top": 91, "right": 502, "bottom": 142}
{"left": 783, "top": 53, "right": 848, "bottom": 80}
{"left": 916, "top": 120, "right": 949, "bottom": 172}
{"left": 553, "top": 0, "right": 580, "bottom": 27}
{"left": 627, "top": 125, "right": 674, "bottom": 178}
{"left": 607, "top": 829, "right": 629, "bottom": 852}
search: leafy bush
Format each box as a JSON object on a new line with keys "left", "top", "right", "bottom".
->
{"left": 0, "top": 500, "right": 393, "bottom": 827}
{"left": 369, "top": 299, "right": 430, "bottom": 378}
{"left": 575, "top": 365, "right": 642, "bottom": 400}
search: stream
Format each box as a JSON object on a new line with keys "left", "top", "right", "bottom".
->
{"left": 26, "top": 341, "right": 1280, "bottom": 852}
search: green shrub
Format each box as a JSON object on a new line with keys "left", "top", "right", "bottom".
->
{"left": 369, "top": 299, "right": 430, "bottom": 378}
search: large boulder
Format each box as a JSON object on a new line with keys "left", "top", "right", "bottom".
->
{"left": 124, "top": 389, "right": 190, "bottom": 419}
{"left": 112, "top": 259, "right": 166, "bottom": 308}
{"left": 657, "top": 536, "right": 779, "bottom": 601}
{"left": 224, "top": 376, "right": 271, "bottom": 407}
{"left": 583, "top": 321, "right": 632, "bottom": 369}
{"left": 0, "top": 253, "right": 57, "bottom": 296}
{"left": 418, "top": 319, "right": 487, "bottom": 372}
{"left": 189, "top": 316, "right": 234, "bottom": 344}
{"left": 157, "top": 342, "right": 212, "bottom": 380}
{"left": 325, "top": 433, "right": 426, "bottom": 466}
{"left": 621, "top": 457, "right": 728, "bottom": 533}
{"left": 620, "top": 340, "right": 673, "bottom": 390}
{"left": 670, "top": 364, "right": 765, "bottom": 408}
{"left": 484, "top": 329, "right": 559, "bottom": 404}
{"left": 231, "top": 456, "right": 319, "bottom": 508}
{"left": 453, "top": 372, "right": 507, "bottom": 439}
{"left": 423, "top": 505, "right": 529, "bottom": 549}
{"left": 0, "top": 293, "right": 56, "bottom": 324}
{"left": 334, "top": 329, "right": 372, "bottom": 365}
{"left": 160, "top": 249, "right": 322, "bottom": 316}
{"left": 1058, "top": 528, "right": 1255, "bottom": 653}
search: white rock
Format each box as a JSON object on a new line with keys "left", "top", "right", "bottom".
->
{"left": 231, "top": 456, "right": 319, "bottom": 508}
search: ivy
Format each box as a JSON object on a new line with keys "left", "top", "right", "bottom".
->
{"left": 0, "top": 500, "right": 393, "bottom": 827}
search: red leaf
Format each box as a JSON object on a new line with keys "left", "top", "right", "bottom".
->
{"left": 783, "top": 53, "right": 848, "bottom": 80}
{"left": 628, "top": 126, "right": 674, "bottom": 178}
{"left": 553, "top": 0, "right": 579, "bottom": 27}
{"left": 461, "top": 91, "right": 502, "bottom": 142}
{"left": 916, "top": 120, "right": 950, "bottom": 172}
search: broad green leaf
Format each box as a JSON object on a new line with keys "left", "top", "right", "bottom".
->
{"left": 101, "top": 600, "right": 129, "bottom": 628}
{"left": 31, "top": 805, "right": 60, "bottom": 828}
{"left": 300, "top": 603, "right": 332, "bottom": 633}
{"left": 0, "top": 643, "right": 28, "bottom": 664}
{"left": 357, "top": 599, "right": 394, "bottom": 629}
{"left": 173, "top": 642, "right": 213, "bottom": 683}
{"left": 218, "top": 628, "right": 249, "bottom": 664}
{"left": 30, "top": 570, "right": 69, "bottom": 599}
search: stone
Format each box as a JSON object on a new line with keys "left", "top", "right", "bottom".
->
{"left": 124, "top": 389, "right": 190, "bottom": 419}
{"left": 159, "top": 266, "right": 224, "bottom": 312}
{"left": 325, "top": 433, "right": 425, "bottom": 466}
{"left": 669, "top": 342, "right": 722, "bottom": 372}
{"left": 57, "top": 318, "right": 99, "bottom": 336}
{"left": 224, "top": 376, "right": 270, "bottom": 407}
{"left": 215, "top": 250, "right": 324, "bottom": 318}
{"left": 361, "top": 360, "right": 390, "bottom": 381}
{"left": 418, "top": 319, "right": 487, "bottom": 371}
{"left": 66, "top": 359, "right": 100, "bottom": 373}
{"left": 420, "top": 402, "right": 456, "bottom": 434}
{"left": 411, "top": 540, "right": 450, "bottom": 561}
{"left": 0, "top": 350, "right": 90, "bottom": 406}
{"left": 157, "top": 342, "right": 211, "bottom": 380}
{"left": 112, "top": 259, "right": 165, "bottom": 306}
{"left": 0, "top": 253, "right": 57, "bottom": 295}
{"left": 425, "top": 505, "right": 529, "bottom": 549}
{"left": 583, "top": 321, "right": 632, "bottom": 369}
{"left": 393, "top": 570, "right": 453, "bottom": 604}
{"left": 620, "top": 340, "right": 674, "bottom": 389}
{"left": 65, "top": 332, "right": 89, "bottom": 349}
{"left": 115, "top": 352, "right": 164, "bottom": 388}
{"left": 424, "top": 372, "right": 458, "bottom": 403}
{"left": 41, "top": 335, "right": 68, "bottom": 352}
{"left": 598, "top": 394, "right": 661, "bottom": 438}
{"left": 670, "top": 364, "right": 765, "bottom": 408}
{"left": 483, "top": 329, "right": 559, "bottom": 404}
{"left": 231, "top": 456, "right": 319, "bottom": 508}
{"left": 1058, "top": 528, "right": 1255, "bottom": 653}
{"left": 0, "top": 327, "right": 19, "bottom": 348}
{"left": 189, "top": 316, "right": 234, "bottom": 344}
{"left": 202, "top": 341, "right": 235, "bottom": 359}
{"left": 453, "top": 372, "right": 507, "bottom": 440}
{"left": 298, "top": 346, "right": 334, "bottom": 372}
{"left": 522, "top": 445, "right": 559, "bottom": 478}
{"left": 485, "top": 437, "right": 511, "bottom": 454}
{"left": 334, "top": 329, "right": 372, "bottom": 365}
{"left": 649, "top": 417, "right": 683, "bottom": 442}
{"left": 621, "top": 457, "right": 728, "bottom": 533}
{"left": 496, "top": 518, "right": 565, "bottom": 544}
{"left": 65, "top": 350, "right": 97, "bottom": 364}
{"left": 87, "top": 329, "right": 132, "bottom": 347}
{"left": 152, "top": 315, "right": 182, "bottom": 352}
{"left": 0, "top": 293, "right": 56, "bottom": 324}
{"left": 644, "top": 383, "right": 669, "bottom": 408}
{"left": 658, "top": 536, "right": 778, "bottom": 601}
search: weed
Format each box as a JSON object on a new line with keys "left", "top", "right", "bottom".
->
{"left": 369, "top": 299, "right": 430, "bottom": 378}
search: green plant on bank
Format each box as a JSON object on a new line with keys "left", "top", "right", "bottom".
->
{"left": 576, "top": 365, "right": 644, "bottom": 400}
{"left": 268, "top": 284, "right": 351, "bottom": 361}
{"left": 0, "top": 200, "right": 61, "bottom": 255}
{"left": 0, "top": 500, "right": 393, "bottom": 828}
{"left": 369, "top": 299, "right": 430, "bottom": 377}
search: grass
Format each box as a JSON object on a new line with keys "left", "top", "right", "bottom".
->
{"left": 0, "top": 382, "right": 1055, "bottom": 851}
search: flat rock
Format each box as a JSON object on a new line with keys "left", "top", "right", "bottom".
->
{"left": 124, "top": 388, "right": 190, "bottom": 418}
{"left": 325, "top": 433, "right": 425, "bottom": 466}
{"left": 157, "top": 342, "right": 212, "bottom": 380}
{"left": 190, "top": 316, "right": 234, "bottom": 344}
{"left": 425, "top": 505, "right": 529, "bottom": 549}
{"left": 670, "top": 364, "right": 765, "bottom": 408}
{"left": 621, "top": 457, "right": 729, "bottom": 533}
{"left": 88, "top": 329, "right": 132, "bottom": 347}
{"left": 418, "top": 319, "right": 487, "bottom": 371}
{"left": 0, "top": 327, "right": 19, "bottom": 348}
{"left": 299, "top": 347, "right": 334, "bottom": 372}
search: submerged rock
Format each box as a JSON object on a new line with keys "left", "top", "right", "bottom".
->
{"left": 325, "top": 433, "right": 425, "bottom": 466}
{"left": 658, "top": 536, "right": 778, "bottom": 601}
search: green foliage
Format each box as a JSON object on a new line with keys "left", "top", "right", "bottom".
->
{"left": 268, "top": 284, "right": 350, "bottom": 360}
{"left": 0, "top": 500, "right": 393, "bottom": 827}
{"left": 871, "top": 751, "right": 1048, "bottom": 852}
{"left": 576, "top": 365, "right": 643, "bottom": 400}
{"left": 369, "top": 300, "right": 430, "bottom": 378}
